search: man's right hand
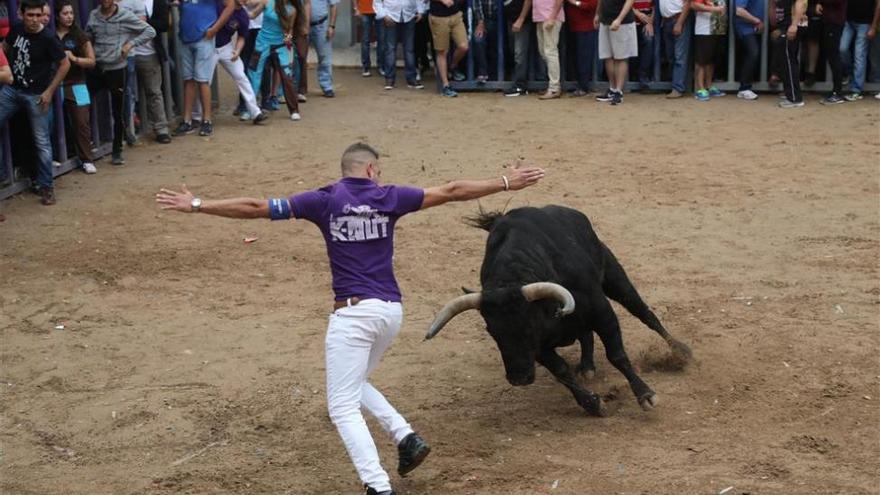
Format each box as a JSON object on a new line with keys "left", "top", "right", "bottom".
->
{"left": 156, "top": 184, "right": 196, "bottom": 212}
{"left": 544, "top": 19, "right": 556, "bottom": 30}
{"left": 755, "top": 20, "right": 764, "bottom": 33}
{"left": 383, "top": 16, "right": 395, "bottom": 27}
{"left": 673, "top": 22, "right": 683, "bottom": 36}
{"left": 512, "top": 19, "right": 523, "bottom": 32}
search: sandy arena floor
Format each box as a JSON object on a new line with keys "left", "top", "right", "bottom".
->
{"left": 1, "top": 69, "right": 879, "bottom": 495}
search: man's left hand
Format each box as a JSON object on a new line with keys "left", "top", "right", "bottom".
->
{"left": 156, "top": 184, "right": 197, "bottom": 212}
{"left": 506, "top": 165, "right": 546, "bottom": 191}
{"left": 610, "top": 19, "right": 621, "bottom": 31}
{"left": 786, "top": 24, "right": 797, "bottom": 40}
{"left": 327, "top": 25, "right": 335, "bottom": 40}
{"left": 544, "top": 19, "right": 556, "bottom": 30}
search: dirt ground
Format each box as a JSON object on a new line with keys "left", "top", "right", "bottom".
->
{"left": 1, "top": 69, "right": 879, "bottom": 495}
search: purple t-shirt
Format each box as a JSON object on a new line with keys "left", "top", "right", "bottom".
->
{"left": 290, "top": 178, "right": 425, "bottom": 302}
{"left": 215, "top": 5, "right": 249, "bottom": 48}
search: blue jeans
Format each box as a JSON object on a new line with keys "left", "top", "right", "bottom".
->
{"left": 473, "top": 24, "right": 499, "bottom": 78}
{"left": 0, "top": 85, "right": 54, "bottom": 189}
{"left": 572, "top": 30, "right": 597, "bottom": 91}
{"left": 361, "top": 14, "right": 386, "bottom": 72}
{"left": 310, "top": 19, "right": 334, "bottom": 91}
{"left": 384, "top": 18, "right": 417, "bottom": 84}
{"left": 662, "top": 15, "right": 692, "bottom": 93}
{"left": 839, "top": 21, "right": 869, "bottom": 93}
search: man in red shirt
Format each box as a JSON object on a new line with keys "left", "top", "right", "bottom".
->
{"left": 564, "top": 0, "right": 598, "bottom": 95}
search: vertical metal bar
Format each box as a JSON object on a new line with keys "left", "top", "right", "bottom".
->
{"left": 496, "top": 0, "right": 504, "bottom": 80}
{"left": 653, "top": 0, "right": 661, "bottom": 83}
{"left": 161, "top": 33, "right": 175, "bottom": 118}
{"left": 170, "top": 5, "right": 185, "bottom": 113}
{"left": 759, "top": 0, "right": 768, "bottom": 82}
{"left": 727, "top": 1, "right": 735, "bottom": 83}
{"left": 467, "top": 0, "right": 474, "bottom": 80}
{"left": 8, "top": 0, "right": 18, "bottom": 22}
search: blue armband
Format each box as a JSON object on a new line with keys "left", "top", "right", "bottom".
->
{"left": 269, "top": 198, "right": 292, "bottom": 220}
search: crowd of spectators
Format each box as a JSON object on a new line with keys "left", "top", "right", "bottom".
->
{"left": 0, "top": 0, "right": 878, "bottom": 210}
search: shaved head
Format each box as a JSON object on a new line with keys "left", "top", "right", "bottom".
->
{"left": 341, "top": 143, "right": 380, "bottom": 176}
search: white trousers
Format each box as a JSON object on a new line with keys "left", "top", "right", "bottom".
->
{"left": 326, "top": 299, "right": 414, "bottom": 493}
{"left": 192, "top": 41, "right": 261, "bottom": 120}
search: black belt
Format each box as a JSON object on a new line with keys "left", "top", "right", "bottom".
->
{"left": 310, "top": 16, "right": 328, "bottom": 26}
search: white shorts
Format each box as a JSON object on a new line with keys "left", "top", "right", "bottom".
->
{"left": 598, "top": 22, "right": 638, "bottom": 60}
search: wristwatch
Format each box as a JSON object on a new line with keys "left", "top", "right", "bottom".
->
{"left": 190, "top": 197, "right": 202, "bottom": 212}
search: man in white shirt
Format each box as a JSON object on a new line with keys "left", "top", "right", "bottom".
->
{"left": 374, "top": 0, "right": 428, "bottom": 89}
{"left": 658, "top": 0, "right": 691, "bottom": 98}
{"left": 121, "top": 0, "right": 172, "bottom": 142}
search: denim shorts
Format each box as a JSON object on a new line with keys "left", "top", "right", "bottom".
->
{"left": 180, "top": 38, "right": 218, "bottom": 82}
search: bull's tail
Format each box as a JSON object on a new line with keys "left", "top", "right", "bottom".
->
{"left": 463, "top": 203, "right": 507, "bottom": 232}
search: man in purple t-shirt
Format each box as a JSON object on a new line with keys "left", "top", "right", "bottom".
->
{"left": 156, "top": 143, "right": 545, "bottom": 495}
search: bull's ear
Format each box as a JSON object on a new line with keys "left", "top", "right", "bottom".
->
{"left": 461, "top": 286, "right": 478, "bottom": 295}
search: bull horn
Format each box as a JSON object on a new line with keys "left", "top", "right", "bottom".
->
{"left": 521, "top": 282, "right": 576, "bottom": 317}
{"left": 425, "top": 293, "right": 482, "bottom": 340}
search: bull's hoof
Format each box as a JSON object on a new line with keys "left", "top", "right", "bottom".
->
{"left": 581, "top": 394, "right": 607, "bottom": 417}
{"left": 575, "top": 364, "right": 596, "bottom": 380}
{"left": 669, "top": 339, "right": 693, "bottom": 362}
{"left": 638, "top": 392, "right": 659, "bottom": 411}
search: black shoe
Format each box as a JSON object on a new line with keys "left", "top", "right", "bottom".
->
{"left": 111, "top": 153, "right": 125, "bottom": 166}
{"left": 198, "top": 120, "right": 213, "bottom": 136}
{"left": 364, "top": 485, "right": 395, "bottom": 495}
{"left": 595, "top": 89, "right": 614, "bottom": 102}
{"left": 397, "top": 432, "right": 431, "bottom": 476}
{"left": 504, "top": 86, "right": 525, "bottom": 97}
{"left": 407, "top": 80, "right": 425, "bottom": 89}
{"left": 323, "top": 89, "right": 335, "bottom": 98}
{"left": 173, "top": 121, "right": 194, "bottom": 136}
{"left": 155, "top": 133, "right": 172, "bottom": 144}
{"left": 610, "top": 91, "right": 623, "bottom": 105}
{"left": 253, "top": 111, "right": 269, "bottom": 124}
{"left": 38, "top": 186, "right": 56, "bottom": 205}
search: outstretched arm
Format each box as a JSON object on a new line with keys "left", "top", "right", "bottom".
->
{"left": 156, "top": 185, "right": 273, "bottom": 219}
{"left": 421, "top": 166, "right": 545, "bottom": 210}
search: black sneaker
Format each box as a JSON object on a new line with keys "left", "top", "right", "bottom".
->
{"left": 407, "top": 80, "right": 425, "bottom": 89}
{"left": 364, "top": 485, "right": 396, "bottom": 495}
{"left": 397, "top": 432, "right": 431, "bottom": 476}
{"left": 155, "top": 133, "right": 172, "bottom": 144}
{"left": 820, "top": 92, "right": 846, "bottom": 105}
{"left": 595, "top": 89, "right": 614, "bottom": 102}
{"left": 111, "top": 153, "right": 125, "bottom": 165}
{"left": 173, "top": 121, "right": 194, "bottom": 136}
{"left": 504, "top": 86, "right": 525, "bottom": 97}
{"left": 610, "top": 91, "right": 623, "bottom": 105}
{"left": 39, "top": 186, "right": 56, "bottom": 205}
{"left": 253, "top": 111, "right": 269, "bottom": 124}
{"left": 198, "top": 120, "right": 213, "bottom": 136}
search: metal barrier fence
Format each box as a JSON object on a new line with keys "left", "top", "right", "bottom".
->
{"left": 450, "top": 0, "right": 880, "bottom": 93}
{"left": 2, "top": 0, "right": 878, "bottom": 200}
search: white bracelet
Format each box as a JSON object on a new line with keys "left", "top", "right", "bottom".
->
{"left": 501, "top": 175, "right": 510, "bottom": 191}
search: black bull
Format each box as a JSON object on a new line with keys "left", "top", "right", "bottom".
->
{"left": 425, "top": 205, "right": 692, "bottom": 416}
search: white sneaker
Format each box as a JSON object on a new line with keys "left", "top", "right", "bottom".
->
{"left": 297, "top": 94, "right": 307, "bottom": 103}
{"left": 737, "top": 89, "right": 758, "bottom": 100}
{"left": 52, "top": 160, "right": 61, "bottom": 168}
{"left": 290, "top": 112, "right": 301, "bottom": 121}
{"left": 239, "top": 111, "right": 252, "bottom": 121}
{"left": 82, "top": 162, "right": 97, "bottom": 174}
{"left": 361, "top": 70, "right": 371, "bottom": 77}
{"left": 875, "top": 92, "right": 880, "bottom": 100}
